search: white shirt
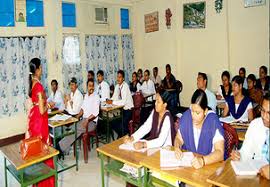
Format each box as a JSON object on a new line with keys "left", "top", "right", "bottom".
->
{"left": 192, "top": 111, "right": 224, "bottom": 152}
{"left": 111, "top": 81, "right": 134, "bottom": 110}
{"left": 132, "top": 110, "right": 172, "bottom": 149}
{"left": 243, "top": 78, "right": 248, "bottom": 90}
{"left": 205, "top": 88, "right": 217, "bottom": 112}
{"left": 140, "top": 79, "right": 156, "bottom": 101}
{"left": 66, "top": 89, "right": 83, "bottom": 115}
{"left": 240, "top": 117, "right": 269, "bottom": 161}
{"left": 97, "top": 80, "right": 110, "bottom": 102}
{"left": 81, "top": 93, "right": 100, "bottom": 122}
{"left": 226, "top": 102, "right": 252, "bottom": 122}
{"left": 47, "top": 90, "right": 65, "bottom": 110}
{"left": 151, "top": 75, "right": 162, "bottom": 85}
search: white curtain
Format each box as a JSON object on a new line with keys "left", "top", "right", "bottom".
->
{"left": 85, "top": 35, "right": 119, "bottom": 86}
{"left": 122, "top": 34, "right": 135, "bottom": 83}
{"left": 62, "top": 35, "right": 83, "bottom": 93}
{"left": 0, "top": 36, "right": 47, "bottom": 118}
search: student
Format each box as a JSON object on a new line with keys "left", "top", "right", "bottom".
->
{"left": 247, "top": 74, "right": 263, "bottom": 116}
{"left": 140, "top": 69, "right": 156, "bottom": 101}
{"left": 59, "top": 79, "right": 100, "bottom": 153}
{"left": 137, "top": 68, "right": 144, "bottom": 84}
{"left": 216, "top": 71, "right": 232, "bottom": 100}
{"left": 151, "top": 67, "right": 162, "bottom": 88}
{"left": 64, "top": 77, "right": 83, "bottom": 116}
{"left": 231, "top": 93, "right": 270, "bottom": 180}
{"left": 87, "top": 70, "right": 98, "bottom": 93}
{"left": 239, "top": 67, "right": 248, "bottom": 90}
{"left": 47, "top": 79, "right": 65, "bottom": 111}
{"left": 162, "top": 64, "right": 176, "bottom": 89}
{"left": 124, "top": 89, "right": 176, "bottom": 149}
{"left": 106, "top": 70, "right": 134, "bottom": 137}
{"left": 256, "top": 65, "right": 270, "bottom": 92}
{"left": 129, "top": 72, "right": 141, "bottom": 94}
{"left": 197, "top": 72, "right": 217, "bottom": 111}
{"left": 27, "top": 58, "right": 55, "bottom": 186}
{"left": 97, "top": 70, "right": 110, "bottom": 102}
{"left": 174, "top": 89, "right": 225, "bottom": 169}
{"left": 223, "top": 75, "right": 253, "bottom": 122}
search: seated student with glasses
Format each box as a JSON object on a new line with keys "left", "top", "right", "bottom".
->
{"left": 231, "top": 93, "right": 270, "bottom": 180}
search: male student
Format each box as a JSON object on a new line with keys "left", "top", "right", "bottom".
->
{"left": 60, "top": 78, "right": 100, "bottom": 153}
{"left": 87, "top": 70, "right": 98, "bottom": 93}
{"left": 140, "top": 69, "right": 156, "bottom": 101}
{"left": 231, "top": 93, "right": 270, "bottom": 180}
{"left": 47, "top": 79, "right": 65, "bottom": 111}
{"left": 151, "top": 67, "right": 162, "bottom": 88}
{"left": 64, "top": 77, "right": 83, "bottom": 116}
{"left": 97, "top": 70, "right": 110, "bottom": 102}
{"left": 197, "top": 72, "right": 217, "bottom": 111}
{"left": 106, "top": 70, "right": 134, "bottom": 137}
{"left": 162, "top": 64, "right": 176, "bottom": 89}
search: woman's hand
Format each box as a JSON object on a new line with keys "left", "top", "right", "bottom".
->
{"left": 175, "top": 147, "right": 183, "bottom": 160}
{"left": 259, "top": 165, "right": 270, "bottom": 180}
{"left": 106, "top": 99, "right": 113, "bottom": 105}
{"left": 133, "top": 141, "right": 146, "bottom": 150}
{"left": 124, "top": 135, "right": 134, "bottom": 143}
{"left": 191, "top": 157, "right": 204, "bottom": 169}
{"left": 230, "top": 150, "right": 241, "bottom": 161}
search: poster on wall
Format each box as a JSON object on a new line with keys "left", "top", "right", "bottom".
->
{"left": 183, "top": 1, "right": 205, "bottom": 29}
{"left": 244, "top": 0, "right": 266, "bottom": 8}
{"left": 144, "top": 11, "right": 159, "bottom": 33}
{"left": 16, "top": 0, "right": 26, "bottom": 22}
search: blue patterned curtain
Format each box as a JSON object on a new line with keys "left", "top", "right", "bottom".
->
{"left": 122, "top": 34, "right": 135, "bottom": 83}
{"left": 62, "top": 35, "right": 83, "bottom": 93}
{"left": 85, "top": 35, "right": 119, "bottom": 86}
{"left": 0, "top": 36, "right": 47, "bottom": 118}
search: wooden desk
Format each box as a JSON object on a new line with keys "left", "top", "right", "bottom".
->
{"left": 49, "top": 115, "right": 79, "bottom": 172}
{"left": 48, "top": 109, "right": 61, "bottom": 116}
{"left": 1, "top": 142, "right": 59, "bottom": 187}
{"left": 100, "top": 104, "right": 124, "bottom": 143}
{"left": 207, "top": 159, "right": 269, "bottom": 187}
{"left": 96, "top": 137, "right": 149, "bottom": 187}
{"left": 141, "top": 150, "right": 224, "bottom": 187}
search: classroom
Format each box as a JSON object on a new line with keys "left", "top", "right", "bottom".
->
{"left": 0, "top": 0, "right": 269, "bottom": 187}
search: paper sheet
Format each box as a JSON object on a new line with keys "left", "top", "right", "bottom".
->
{"left": 231, "top": 159, "right": 268, "bottom": 176}
{"left": 160, "top": 149, "right": 194, "bottom": 168}
{"left": 219, "top": 116, "right": 237, "bottom": 124}
{"left": 119, "top": 142, "right": 147, "bottom": 152}
{"left": 49, "top": 114, "right": 71, "bottom": 121}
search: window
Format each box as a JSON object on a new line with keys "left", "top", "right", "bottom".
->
{"left": 0, "top": 0, "right": 15, "bottom": 27}
{"left": 62, "top": 2, "right": 76, "bottom": 27}
{"left": 120, "top": 8, "right": 129, "bottom": 29}
{"left": 26, "top": 0, "right": 44, "bottom": 27}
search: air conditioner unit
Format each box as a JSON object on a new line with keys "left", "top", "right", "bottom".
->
{"left": 95, "top": 7, "right": 108, "bottom": 24}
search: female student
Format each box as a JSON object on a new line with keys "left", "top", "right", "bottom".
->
{"left": 26, "top": 58, "right": 55, "bottom": 186}
{"left": 216, "top": 71, "right": 232, "bottom": 100}
{"left": 129, "top": 72, "right": 141, "bottom": 94}
{"left": 256, "top": 65, "right": 270, "bottom": 92}
{"left": 174, "top": 89, "right": 225, "bottom": 169}
{"left": 223, "top": 75, "right": 254, "bottom": 122}
{"left": 124, "top": 89, "right": 176, "bottom": 149}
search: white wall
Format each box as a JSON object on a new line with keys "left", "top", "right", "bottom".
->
{"left": 133, "top": 0, "right": 269, "bottom": 106}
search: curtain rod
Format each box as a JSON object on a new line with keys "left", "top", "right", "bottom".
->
{"left": 0, "top": 34, "right": 47, "bottom": 38}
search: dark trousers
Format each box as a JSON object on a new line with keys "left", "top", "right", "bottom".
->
{"left": 112, "top": 109, "right": 132, "bottom": 138}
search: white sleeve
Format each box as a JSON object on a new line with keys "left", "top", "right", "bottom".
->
{"left": 55, "top": 91, "right": 65, "bottom": 110}
{"left": 136, "top": 83, "right": 141, "bottom": 91}
{"left": 239, "top": 121, "right": 256, "bottom": 160}
{"left": 150, "top": 81, "right": 156, "bottom": 94}
{"left": 132, "top": 111, "right": 154, "bottom": 141}
{"left": 146, "top": 116, "right": 171, "bottom": 149}
{"left": 217, "top": 86, "right": 223, "bottom": 98}
{"left": 208, "top": 92, "right": 217, "bottom": 112}
{"left": 213, "top": 129, "right": 224, "bottom": 144}
{"left": 100, "top": 83, "right": 110, "bottom": 102}
{"left": 92, "top": 96, "right": 100, "bottom": 117}
{"left": 111, "top": 85, "right": 118, "bottom": 101}
{"left": 68, "top": 92, "right": 83, "bottom": 114}
{"left": 47, "top": 93, "right": 53, "bottom": 103}
{"left": 247, "top": 102, "right": 253, "bottom": 110}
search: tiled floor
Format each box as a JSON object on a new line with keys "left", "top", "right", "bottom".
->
{"left": 0, "top": 146, "right": 126, "bottom": 187}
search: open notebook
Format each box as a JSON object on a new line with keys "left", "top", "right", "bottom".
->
{"left": 49, "top": 114, "right": 71, "bottom": 121}
{"left": 119, "top": 141, "right": 147, "bottom": 152}
{"left": 160, "top": 149, "right": 194, "bottom": 168}
{"left": 231, "top": 159, "right": 268, "bottom": 175}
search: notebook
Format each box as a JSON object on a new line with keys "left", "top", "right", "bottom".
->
{"left": 49, "top": 114, "right": 71, "bottom": 121}
{"left": 119, "top": 141, "right": 147, "bottom": 152}
{"left": 231, "top": 159, "right": 268, "bottom": 176}
{"left": 160, "top": 149, "right": 194, "bottom": 168}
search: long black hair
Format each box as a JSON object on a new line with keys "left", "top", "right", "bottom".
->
{"left": 29, "top": 58, "right": 41, "bottom": 97}
{"left": 191, "top": 89, "right": 208, "bottom": 111}
{"left": 157, "top": 88, "right": 174, "bottom": 115}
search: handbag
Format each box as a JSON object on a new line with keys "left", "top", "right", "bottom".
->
{"left": 20, "top": 136, "right": 49, "bottom": 160}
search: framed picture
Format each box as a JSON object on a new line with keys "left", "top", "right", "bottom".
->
{"left": 16, "top": 0, "right": 26, "bottom": 22}
{"left": 244, "top": 0, "right": 266, "bottom": 8}
{"left": 183, "top": 1, "right": 205, "bottom": 29}
{"left": 144, "top": 11, "right": 159, "bottom": 33}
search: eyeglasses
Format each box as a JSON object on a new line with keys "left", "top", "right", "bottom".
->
{"left": 259, "top": 106, "right": 270, "bottom": 115}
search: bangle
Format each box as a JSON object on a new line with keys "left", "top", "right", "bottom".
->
{"left": 201, "top": 156, "right": 205, "bottom": 166}
{"left": 47, "top": 103, "right": 51, "bottom": 109}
